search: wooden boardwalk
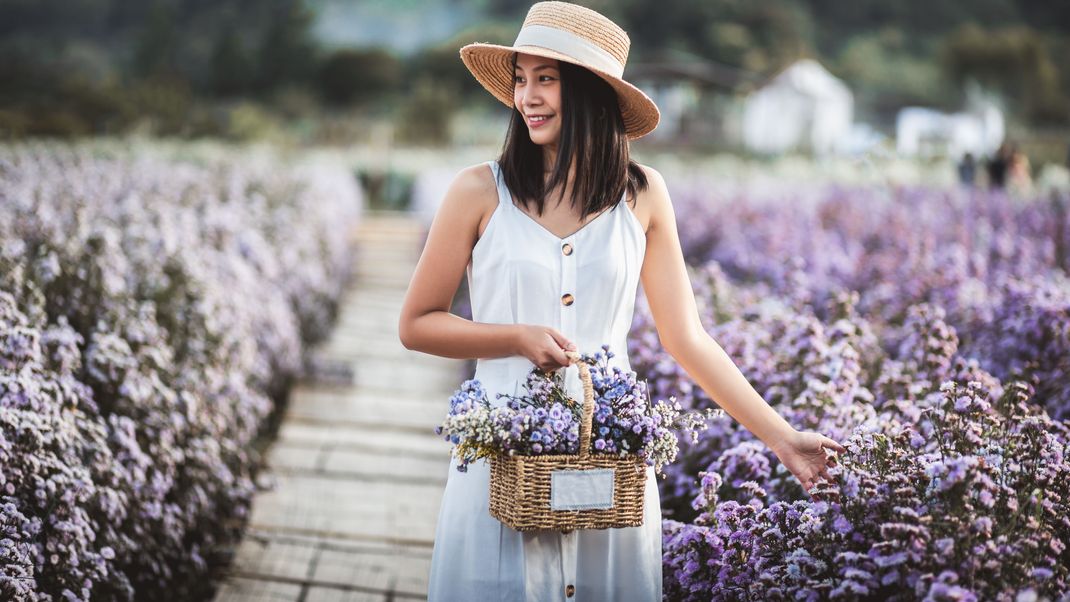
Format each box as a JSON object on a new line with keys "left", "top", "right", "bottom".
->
{"left": 213, "top": 211, "right": 459, "bottom": 602}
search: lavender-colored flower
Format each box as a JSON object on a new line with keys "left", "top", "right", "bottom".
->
{"left": 633, "top": 181, "right": 1070, "bottom": 600}
{"left": 0, "top": 142, "right": 362, "bottom": 600}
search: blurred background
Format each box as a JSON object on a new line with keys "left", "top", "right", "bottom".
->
{"left": 5, "top": 3, "right": 1070, "bottom": 601}
{"left": 3, "top": 0, "right": 1069, "bottom": 206}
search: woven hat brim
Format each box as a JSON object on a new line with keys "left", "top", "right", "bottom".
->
{"left": 460, "top": 42, "right": 660, "bottom": 140}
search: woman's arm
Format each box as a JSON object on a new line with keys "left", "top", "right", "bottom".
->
{"left": 399, "top": 164, "right": 518, "bottom": 359}
{"left": 398, "top": 164, "right": 575, "bottom": 369}
{"left": 636, "top": 164, "right": 844, "bottom": 499}
{"left": 635, "top": 164, "right": 796, "bottom": 448}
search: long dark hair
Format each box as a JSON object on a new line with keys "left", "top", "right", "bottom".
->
{"left": 498, "top": 53, "right": 648, "bottom": 220}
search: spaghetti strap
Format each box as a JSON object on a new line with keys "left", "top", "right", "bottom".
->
{"left": 487, "top": 160, "right": 511, "bottom": 211}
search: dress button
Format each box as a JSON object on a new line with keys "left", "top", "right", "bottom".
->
{"left": 565, "top": 584, "right": 575, "bottom": 597}
{"left": 561, "top": 293, "right": 574, "bottom": 306}
{"left": 562, "top": 242, "right": 573, "bottom": 255}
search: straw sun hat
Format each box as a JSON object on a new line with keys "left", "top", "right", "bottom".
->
{"left": 459, "top": 1, "right": 660, "bottom": 140}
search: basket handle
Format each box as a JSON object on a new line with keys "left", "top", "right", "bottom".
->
{"left": 563, "top": 350, "right": 595, "bottom": 459}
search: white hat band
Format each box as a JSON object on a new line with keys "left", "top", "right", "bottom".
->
{"left": 512, "top": 24, "right": 625, "bottom": 79}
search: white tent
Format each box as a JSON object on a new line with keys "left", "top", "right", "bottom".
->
{"left": 895, "top": 88, "right": 1004, "bottom": 159}
{"left": 741, "top": 59, "right": 854, "bottom": 155}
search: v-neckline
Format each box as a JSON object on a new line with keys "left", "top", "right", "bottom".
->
{"left": 509, "top": 194, "right": 620, "bottom": 242}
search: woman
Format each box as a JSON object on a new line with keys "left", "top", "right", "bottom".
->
{"left": 1007, "top": 146, "right": 1033, "bottom": 197}
{"left": 398, "top": 2, "right": 845, "bottom": 599}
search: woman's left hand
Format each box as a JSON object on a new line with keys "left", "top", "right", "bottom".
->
{"left": 769, "top": 429, "right": 846, "bottom": 501}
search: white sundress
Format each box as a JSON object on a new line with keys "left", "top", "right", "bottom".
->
{"left": 426, "top": 160, "right": 662, "bottom": 601}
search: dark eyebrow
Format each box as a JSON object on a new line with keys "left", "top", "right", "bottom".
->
{"left": 514, "top": 64, "right": 559, "bottom": 72}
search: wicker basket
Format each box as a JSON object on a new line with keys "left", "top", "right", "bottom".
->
{"left": 488, "top": 350, "right": 647, "bottom": 532}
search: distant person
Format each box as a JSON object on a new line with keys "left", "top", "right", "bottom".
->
{"left": 987, "top": 142, "right": 1012, "bottom": 189}
{"left": 958, "top": 152, "right": 976, "bottom": 187}
{"left": 1008, "top": 147, "right": 1033, "bottom": 197}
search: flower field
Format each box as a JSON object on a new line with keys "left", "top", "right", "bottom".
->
{"left": 626, "top": 181, "right": 1070, "bottom": 600}
{"left": 0, "top": 142, "right": 362, "bottom": 600}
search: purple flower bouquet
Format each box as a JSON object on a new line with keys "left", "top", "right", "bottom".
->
{"left": 436, "top": 344, "right": 724, "bottom": 475}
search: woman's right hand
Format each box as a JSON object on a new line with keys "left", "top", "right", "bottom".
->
{"left": 513, "top": 325, "right": 576, "bottom": 371}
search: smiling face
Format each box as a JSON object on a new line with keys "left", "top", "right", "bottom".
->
{"left": 513, "top": 52, "right": 562, "bottom": 150}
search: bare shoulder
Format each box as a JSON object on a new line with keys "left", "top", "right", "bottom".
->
{"left": 636, "top": 162, "right": 665, "bottom": 182}
{"left": 446, "top": 162, "right": 498, "bottom": 209}
{"left": 439, "top": 162, "right": 500, "bottom": 240}
{"left": 450, "top": 162, "right": 497, "bottom": 196}
{"left": 633, "top": 163, "right": 671, "bottom": 235}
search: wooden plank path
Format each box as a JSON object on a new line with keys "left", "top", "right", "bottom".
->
{"left": 213, "top": 211, "right": 459, "bottom": 602}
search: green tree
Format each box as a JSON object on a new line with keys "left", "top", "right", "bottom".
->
{"left": 482, "top": 0, "right": 531, "bottom": 19}
{"left": 406, "top": 23, "right": 517, "bottom": 107}
{"left": 941, "top": 23, "right": 1068, "bottom": 123}
{"left": 396, "top": 75, "right": 454, "bottom": 146}
{"left": 834, "top": 29, "right": 955, "bottom": 122}
{"left": 210, "top": 29, "right": 255, "bottom": 98}
{"left": 255, "top": 1, "right": 318, "bottom": 93}
{"left": 617, "top": 0, "right": 813, "bottom": 71}
{"left": 317, "top": 48, "right": 402, "bottom": 106}
{"left": 131, "top": 1, "right": 180, "bottom": 80}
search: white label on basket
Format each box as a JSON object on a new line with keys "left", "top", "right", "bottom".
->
{"left": 550, "top": 468, "right": 615, "bottom": 511}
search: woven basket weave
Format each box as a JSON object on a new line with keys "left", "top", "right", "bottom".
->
{"left": 488, "top": 350, "right": 646, "bottom": 532}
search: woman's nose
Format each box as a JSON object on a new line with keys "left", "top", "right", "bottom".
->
{"left": 520, "top": 87, "right": 542, "bottom": 107}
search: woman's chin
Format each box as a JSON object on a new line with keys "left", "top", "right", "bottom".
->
{"left": 529, "top": 132, "right": 559, "bottom": 146}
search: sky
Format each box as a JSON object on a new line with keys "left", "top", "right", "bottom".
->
{"left": 309, "top": 0, "right": 481, "bottom": 55}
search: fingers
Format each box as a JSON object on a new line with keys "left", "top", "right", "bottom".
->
{"left": 556, "top": 345, "right": 574, "bottom": 365}
{"left": 541, "top": 354, "right": 569, "bottom": 371}
{"left": 801, "top": 465, "right": 836, "bottom": 498}
{"left": 799, "top": 473, "right": 837, "bottom": 501}
{"left": 547, "top": 328, "right": 577, "bottom": 352}
{"left": 558, "top": 349, "right": 572, "bottom": 366}
{"left": 542, "top": 331, "right": 575, "bottom": 367}
{"left": 818, "top": 465, "right": 834, "bottom": 483}
{"left": 822, "top": 435, "right": 847, "bottom": 454}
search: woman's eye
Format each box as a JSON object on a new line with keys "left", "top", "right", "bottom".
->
{"left": 513, "top": 75, "right": 555, "bottom": 83}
